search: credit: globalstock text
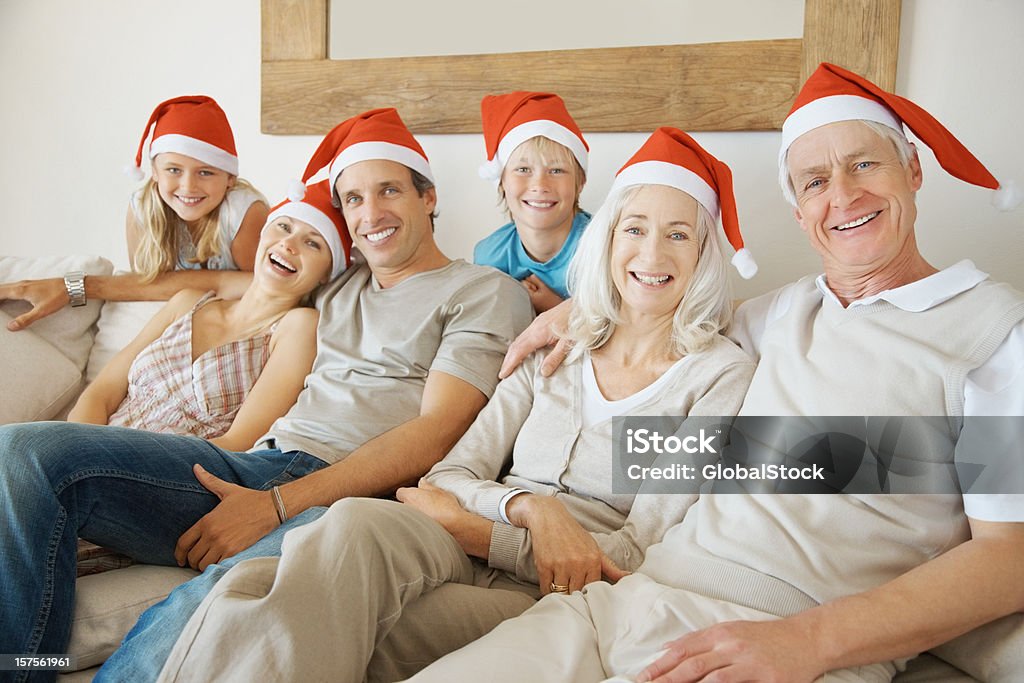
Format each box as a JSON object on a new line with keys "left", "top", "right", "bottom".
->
{"left": 625, "top": 462, "right": 826, "bottom": 482}
{"left": 612, "top": 416, "right": 1024, "bottom": 495}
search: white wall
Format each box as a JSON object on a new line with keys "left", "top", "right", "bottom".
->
{"left": 1, "top": 0, "right": 1021, "bottom": 299}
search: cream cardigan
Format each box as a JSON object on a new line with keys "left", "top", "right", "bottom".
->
{"left": 424, "top": 334, "right": 755, "bottom": 584}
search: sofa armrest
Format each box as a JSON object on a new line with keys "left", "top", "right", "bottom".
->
{"left": 0, "top": 310, "right": 83, "bottom": 423}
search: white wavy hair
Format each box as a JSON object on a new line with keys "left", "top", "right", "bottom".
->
{"left": 563, "top": 184, "right": 733, "bottom": 362}
{"left": 779, "top": 120, "right": 917, "bottom": 206}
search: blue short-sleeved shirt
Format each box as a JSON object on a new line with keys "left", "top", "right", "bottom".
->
{"left": 473, "top": 211, "right": 591, "bottom": 299}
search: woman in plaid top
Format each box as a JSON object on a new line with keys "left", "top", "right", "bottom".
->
{"left": 68, "top": 182, "right": 349, "bottom": 453}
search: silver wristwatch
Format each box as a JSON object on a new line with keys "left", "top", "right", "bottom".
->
{"left": 63, "top": 271, "right": 87, "bottom": 308}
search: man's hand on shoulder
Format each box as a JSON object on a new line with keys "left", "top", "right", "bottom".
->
{"left": 0, "top": 277, "right": 69, "bottom": 330}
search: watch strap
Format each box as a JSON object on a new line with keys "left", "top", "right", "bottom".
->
{"left": 64, "top": 271, "right": 87, "bottom": 308}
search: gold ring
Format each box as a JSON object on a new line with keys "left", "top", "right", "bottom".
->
{"left": 549, "top": 582, "right": 569, "bottom": 593}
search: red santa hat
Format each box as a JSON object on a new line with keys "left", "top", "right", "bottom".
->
{"left": 126, "top": 95, "right": 238, "bottom": 181}
{"left": 296, "top": 108, "right": 433, "bottom": 199}
{"left": 780, "top": 62, "right": 1020, "bottom": 211}
{"left": 266, "top": 180, "right": 351, "bottom": 280}
{"left": 478, "top": 92, "right": 589, "bottom": 184}
{"left": 610, "top": 127, "right": 756, "bottom": 279}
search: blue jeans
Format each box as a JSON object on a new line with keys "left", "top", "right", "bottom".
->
{"left": 95, "top": 506, "right": 327, "bottom": 682}
{"left": 0, "top": 421, "right": 327, "bottom": 683}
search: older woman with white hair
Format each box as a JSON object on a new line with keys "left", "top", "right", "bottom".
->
{"left": 155, "top": 128, "right": 756, "bottom": 683}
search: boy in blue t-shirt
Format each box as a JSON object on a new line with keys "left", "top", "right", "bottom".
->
{"left": 475, "top": 92, "right": 590, "bottom": 312}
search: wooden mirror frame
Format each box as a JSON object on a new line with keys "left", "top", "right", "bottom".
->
{"left": 261, "top": 0, "right": 900, "bottom": 135}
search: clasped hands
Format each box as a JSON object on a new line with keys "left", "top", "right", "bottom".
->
{"left": 399, "top": 480, "right": 629, "bottom": 596}
{"left": 509, "top": 493, "right": 629, "bottom": 595}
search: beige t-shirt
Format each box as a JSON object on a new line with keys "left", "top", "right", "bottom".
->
{"left": 255, "top": 260, "right": 534, "bottom": 465}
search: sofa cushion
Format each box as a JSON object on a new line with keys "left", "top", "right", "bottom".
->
{"left": 896, "top": 654, "right": 977, "bottom": 682}
{"left": 930, "top": 613, "right": 1024, "bottom": 682}
{"left": 85, "top": 299, "right": 165, "bottom": 383}
{"left": 56, "top": 668, "right": 96, "bottom": 682}
{"left": 0, "top": 310, "right": 83, "bottom": 423}
{"left": 0, "top": 255, "right": 113, "bottom": 373}
{"left": 68, "top": 564, "right": 197, "bottom": 670}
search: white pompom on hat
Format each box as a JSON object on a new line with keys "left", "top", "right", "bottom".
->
{"left": 612, "top": 127, "right": 756, "bottom": 279}
{"left": 126, "top": 95, "right": 239, "bottom": 180}
{"left": 286, "top": 178, "right": 308, "bottom": 203}
{"left": 781, "top": 63, "right": 1020, "bottom": 212}
{"left": 478, "top": 92, "right": 589, "bottom": 185}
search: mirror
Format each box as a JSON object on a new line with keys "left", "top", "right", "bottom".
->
{"left": 261, "top": 0, "right": 900, "bottom": 134}
{"left": 327, "top": 0, "right": 803, "bottom": 60}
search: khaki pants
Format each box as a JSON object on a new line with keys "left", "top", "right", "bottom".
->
{"left": 406, "top": 573, "right": 897, "bottom": 683}
{"left": 158, "top": 498, "right": 539, "bottom": 683}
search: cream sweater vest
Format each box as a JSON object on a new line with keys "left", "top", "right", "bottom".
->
{"left": 639, "top": 276, "right": 1024, "bottom": 617}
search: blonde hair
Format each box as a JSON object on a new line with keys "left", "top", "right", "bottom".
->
{"left": 132, "top": 176, "right": 258, "bottom": 282}
{"left": 498, "top": 136, "right": 586, "bottom": 217}
{"left": 564, "top": 184, "right": 733, "bottom": 362}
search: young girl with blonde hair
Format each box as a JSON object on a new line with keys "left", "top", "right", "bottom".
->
{"left": 124, "top": 95, "right": 269, "bottom": 280}
{"left": 0, "top": 96, "right": 270, "bottom": 333}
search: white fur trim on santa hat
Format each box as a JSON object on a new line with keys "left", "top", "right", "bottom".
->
{"left": 489, "top": 120, "right": 589, "bottom": 186}
{"left": 779, "top": 95, "right": 904, "bottom": 172}
{"left": 149, "top": 134, "right": 239, "bottom": 176}
{"left": 610, "top": 161, "right": 720, "bottom": 220}
{"left": 731, "top": 248, "right": 758, "bottom": 280}
{"left": 266, "top": 202, "right": 347, "bottom": 280}
{"left": 992, "top": 179, "right": 1023, "bottom": 212}
{"left": 329, "top": 141, "right": 434, "bottom": 193}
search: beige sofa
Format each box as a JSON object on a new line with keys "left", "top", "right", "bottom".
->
{"left": 2, "top": 255, "right": 1018, "bottom": 681}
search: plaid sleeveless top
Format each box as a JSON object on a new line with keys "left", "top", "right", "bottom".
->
{"left": 108, "top": 292, "right": 274, "bottom": 438}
